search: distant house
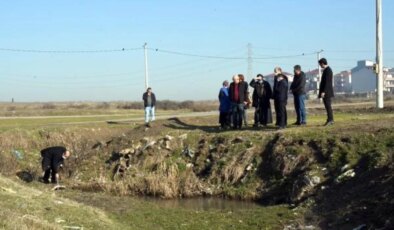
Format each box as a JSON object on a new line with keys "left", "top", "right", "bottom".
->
{"left": 305, "top": 69, "right": 319, "bottom": 92}
{"left": 334, "top": 71, "right": 352, "bottom": 93}
{"left": 385, "top": 70, "right": 394, "bottom": 93}
{"left": 351, "top": 60, "right": 376, "bottom": 93}
{"left": 351, "top": 60, "right": 393, "bottom": 93}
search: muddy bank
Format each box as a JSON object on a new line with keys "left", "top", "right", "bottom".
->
{"left": 2, "top": 114, "right": 394, "bottom": 229}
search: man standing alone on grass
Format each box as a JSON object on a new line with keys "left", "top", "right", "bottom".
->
{"left": 290, "top": 65, "right": 307, "bottom": 125}
{"left": 142, "top": 87, "right": 156, "bottom": 127}
{"left": 41, "top": 146, "right": 70, "bottom": 184}
{"left": 218, "top": 80, "right": 231, "bottom": 129}
{"left": 229, "top": 74, "right": 248, "bottom": 129}
{"left": 273, "top": 67, "right": 288, "bottom": 129}
{"left": 318, "top": 58, "right": 334, "bottom": 126}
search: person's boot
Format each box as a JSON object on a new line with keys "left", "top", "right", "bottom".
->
{"left": 324, "top": 121, "right": 334, "bottom": 126}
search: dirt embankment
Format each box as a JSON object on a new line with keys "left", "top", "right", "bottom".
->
{"left": 1, "top": 115, "right": 393, "bottom": 229}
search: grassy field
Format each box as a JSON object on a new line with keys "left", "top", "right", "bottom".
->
{"left": 0, "top": 176, "right": 298, "bottom": 230}
{"left": 0, "top": 99, "right": 393, "bottom": 229}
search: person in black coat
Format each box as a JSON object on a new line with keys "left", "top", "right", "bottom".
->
{"left": 318, "top": 58, "right": 334, "bottom": 126}
{"left": 142, "top": 87, "right": 157, "bottom": 127}
{"left": 290, "top": 65, "right": 307, "bottom": 125}
{"left": 41, "top": 146, "right": 70, "bottom": 184}
{"left": 249, "top": 74, "right": 273, "bottom": 127}
{"left": 273, "top": 67, "right": 288, "bottom": 129}
{"left": 229, "top": 74, "right": 249, "bottom": 129}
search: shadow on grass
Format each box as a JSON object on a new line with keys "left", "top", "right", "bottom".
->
{"left": 163, "top": 117, "right": 279, "bottom": 133}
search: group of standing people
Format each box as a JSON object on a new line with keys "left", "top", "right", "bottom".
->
{"left": 218, "top": 58, "right": 335, "bottom": 130}
{"left": 140, "top": 58, "right": 335, "bottom": 130}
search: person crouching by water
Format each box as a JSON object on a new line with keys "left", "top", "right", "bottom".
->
{"left": 41, "top": 146, "right": 70, "bottom": 184}
{"left": 273, "top": 67, "right": 288, "bottom": 129}
{"left": 229, "top": 74, "right": 249, "bottom": 130}
{"left": 218, "top": 80, "right": 231, "bottom": 129}
{"left": 142, "top": 87, "right": 156, "bottom": 128}
{"left": 249, "top": 74, "right": 273, "bottom": 128}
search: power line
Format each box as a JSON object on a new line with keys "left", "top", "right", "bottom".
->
{"left": 149, "top": 48, "right": 319, "bottom": 60}
{"left": 0, "top": 45, "right": 326, "bottom": 60}
{"left": 0, "top": 47, "right": 142, "bottom": 53}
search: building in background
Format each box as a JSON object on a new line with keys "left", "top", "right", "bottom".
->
{"left": 351, "top": 60, "right": 375, "bottom": 93}
{"left": 351, "top": 60, "right": 393, "bottom": 93}
{"left": 385, "top": 70, "right": 394, "bottom": 93}
{"left": 305, "top": 69, "right": 319, "bottom": 93}
{"left": 334, "top": 71, "right": 352, "bottom": 93}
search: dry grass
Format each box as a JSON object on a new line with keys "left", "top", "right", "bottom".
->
{"left": 0, "top": 100, "right": 218, "bottom": 117}
{"left": 0, "top": 176, "right": 119, "bottom": 229}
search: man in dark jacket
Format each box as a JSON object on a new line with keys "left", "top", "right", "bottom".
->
{"left": 318, "top": 58, "right": 334, "bottom": 126}
{"left": 218, "top": 80, "right": 231, "bottom": 129}
{"left": 229, "top": 74, "right": 248, "bottom": 129}
{"left": 41, "top": 146, "right": 70, "bottom": 184}
{"left": 273, "top": 68, "right": 288, "bottom": 129}
{"left": 142, "top": 87, "right": 156, "bottom": 127}
{"left": 250, "top": 74, "right": 273, "bottom": 127}
{"left": 290, "top": 65, "right": 307, "bottom": 125}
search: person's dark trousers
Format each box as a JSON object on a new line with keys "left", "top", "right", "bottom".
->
{"left": 274, "top": 100, "right": 279, "bottom": 126}
{"left": 294, "top": 94, "right": 307, "bottom": 124}
{"left": 42, "top": 156, "right": 51, "bottom": 183}
{"left": 243, "top": 107, "right": 248, "bottom": 126}
{"left": 42, "top": 157, "right": 58, "bottom": 183}
{"left": 323, "top": 97, "right": 334, "bottom": 122}
{"left": 277, "top": 101, "right": 287, "bottom": 128}
{"left": 254, "top": 107, "right": 261, "bottom": 125}
{"left": 254, "top": 102, "right": 265, "bottom": 125}
{"left": 219, "top": 112, "right": 230, "bottom": 128}
{"left": 231, "top": 103, "right": 244, "bottom": 128}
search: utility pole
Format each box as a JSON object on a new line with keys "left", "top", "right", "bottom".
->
{"left": 143, "top": 42, "right": 149, "bottom": 90}
{"left": 316, "top": 49, "right": 324, "bottom": 94}
{"left": 247, "top": 43, "right": 253, "bottom": 80}
{"left": 376, "top": 0, "right": 384, "bottom": 108}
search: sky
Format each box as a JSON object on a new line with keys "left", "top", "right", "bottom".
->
{"left": 0, "top": 0, "right": 393, "bottom": 102}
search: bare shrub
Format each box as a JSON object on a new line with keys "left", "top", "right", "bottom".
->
{"left": 191, "top": 103, "right": 214, "bottom": 112}
{"left": 179, "top": 100, "right": 194, "bottom": 109}
{"left": 95, "top": 102, "right": 111, "bottom": 109}
{"left": 117, "top": 102, "right": 142, "bottom": 110}
{"left": 157, "top": 100, "right": 179, "bottom": 110}
{"left": 6, "top": 106, "right": 16, "bottom": 111}
{"left": 41, "top": 103, "right": 56, "bottom": 109}
{"left": 66, "top": 103, "right": 89, "bottom": 109}
{"left": 0, "top": 151, "right": 19, "bottom": 176}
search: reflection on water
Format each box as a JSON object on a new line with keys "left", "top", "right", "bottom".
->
{"left": 143, "top": 197, "right": 263, "bottom": 211}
